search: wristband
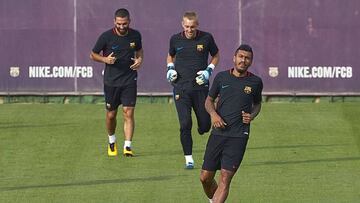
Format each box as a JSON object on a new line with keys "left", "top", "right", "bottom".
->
{"left": 167, "top": 63, "right": 175, "bottom": 70}
{"left": 207, "top": 63, "right": 215, "bottom": 70}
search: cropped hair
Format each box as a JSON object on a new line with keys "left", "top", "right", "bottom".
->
{"left": 235, "top": 44, "right": 253, "bottom": 57}
{"left": 115, "top": 8, "right": 130, "bottom": 19}
{"left": 183, "top": 11, "right": 197, "bottom": 21}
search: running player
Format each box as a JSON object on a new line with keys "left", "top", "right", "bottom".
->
{"left": 166, "top": 11, "right": 220, "bottom": 169}
{"left": 90, "top": 8, "right": 143, "bottom": 157}
{"left": 200, "top": 44, "right": 263, "bottom": 203}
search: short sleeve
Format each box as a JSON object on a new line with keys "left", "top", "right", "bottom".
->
{"left": 208, "top": 34, "right": 219, "bottom": 57}
{"left": 168, "top": 36, "right": 176, "bottom": 56}
{"left": 135, "top": 31, "right": 142, "bottom": 51}
{"left": 253, "top": 79, "right": 263, "bottom": 104}
{"left": 209, "top": 73, "right": 221, "bottom": 98}
{"left": 92, "top": 33, "right": 107, "bottom": 54}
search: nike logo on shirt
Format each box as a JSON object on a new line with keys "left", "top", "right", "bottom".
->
{"left": 176, "top": 47, "right": 184, "bottom": 51}
{"left": 221, "top": 85, "right": 230, "bottom": 89}
{"left": 112, "top": 45, "right": 119, "bottom": 50}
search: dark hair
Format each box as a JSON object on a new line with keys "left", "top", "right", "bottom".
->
{"left": 235, "top": 44, "right": 253, "bottom": 56}
{"left": 115, "top": 8, "right": 130, "bottom": 19}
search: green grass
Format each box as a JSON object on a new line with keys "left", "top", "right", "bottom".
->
{"left": 0, "top": 103, "right": 359, "bottom": 203}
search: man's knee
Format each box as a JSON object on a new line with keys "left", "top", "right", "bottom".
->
{"left": 198, "top": 120, "right": 211, "bottom": 135}
{"left": 219, "top": 169, "right": 235, "bottom": 186}
{"left": 200, "top": 170, "right": 215, "bottom": 185}
{"left": 200, "top": 174, "right": 213, "bottom": 185}
{"left": 198, "top": 124, "right": 211, "bottom": 135}
{"left": 122, "top": 107, "right": 134, "bottom": 120}
{"left": 107, "top": 111, "right": 117, "bottom": 120}
{"left": 179, "top": 120, "right": 192, "bottom": 132}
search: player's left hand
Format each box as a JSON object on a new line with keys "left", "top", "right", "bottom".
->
{"left": 195, "top": 71, "right": 209, "bottom": 85}
{"left": 130, "top": 57, "right": 142, "bottom": 70}
{"left": 195, "top": 64, "right": 214, "bottom": 85}
{"left": 242, "top": 111, "right": 252, "bottom": 124}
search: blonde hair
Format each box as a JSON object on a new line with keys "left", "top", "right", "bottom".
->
{"left": 183, "top": 11, "right": 198, "bottom": 21}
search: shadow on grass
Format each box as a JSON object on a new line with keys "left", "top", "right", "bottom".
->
{"left": 0, "top": 122, "right": 77, "bottom": 129}
{"left": 138, "top": 143, "right": 349, "bottom": 157}
{"left": 0, "top": 175, "right": 181, "bottom": 192}
{"left": 136, "top": 149, "right": 202, "bottom": 157}
{"left": 248, "top": 143, "right": 348, "bottom": 150}
{"left": 246, "top": 156, "right": 360, "bottom": 166}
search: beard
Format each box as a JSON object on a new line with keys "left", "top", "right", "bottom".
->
{"left": 116, "top": 27, "right": 128, "bottom": 35}
{"left": 235, "top": 63, "right": 248, "bottom": 74}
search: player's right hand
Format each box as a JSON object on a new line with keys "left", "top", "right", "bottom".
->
{"left": 104, "top": 52, "right": 116, "bottom": 64}
{"left": 210, "top": 112, "right": 227, "bottom": 129}
{"left": 166, "top": 63, "right": 177, "bottom": 82}
{"left": 167, "top": 69, "right": 177, "bottom": 82}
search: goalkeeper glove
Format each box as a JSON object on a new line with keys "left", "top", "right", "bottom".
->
{"left": 196, "top": 64, "right": 215, "bottom": 85}
{"left": 166, "top": 63, "right": 177, "bottom": 82}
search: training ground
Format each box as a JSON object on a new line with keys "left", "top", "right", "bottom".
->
{"left": 0, "top": 103, "right": 359, "bottom": 202}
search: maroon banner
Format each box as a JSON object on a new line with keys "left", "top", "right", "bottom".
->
{"left": 0, "top": 0, "right": 359, "bottom": 95}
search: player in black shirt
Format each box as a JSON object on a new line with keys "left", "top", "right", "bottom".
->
{"left": 200, "top": 44, "right": 263, "bottom": 203}
{"left": 90, "top": 8, "right": 143, "bottom": 157}
{"left": 166, "top": 11, "right": 220, "bottom": 169}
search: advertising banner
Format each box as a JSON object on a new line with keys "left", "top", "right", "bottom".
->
{"left": 241, "top": 0, "right": 360, "bottom": 95}
{"left": 0, "top": 0, "right": 359, "bottom": 95}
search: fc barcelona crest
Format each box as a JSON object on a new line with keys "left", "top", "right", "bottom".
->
{"left": 244, "top": 86, "right": 252, "bottom": 94}
{"left": 130, "top": 42, "right": 136, "bottom": 49}
{"left": 10, "top": 67, "right": 20, "bottom": 77}
{"left": 268, "top": 67, "right": 279, "bottom": 77}
{"left": 197, "top": 44, "right": 204, "bottom": 51}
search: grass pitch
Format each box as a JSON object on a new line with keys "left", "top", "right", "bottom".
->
{"left": 0, "top": 103, "right": 359, "bottom": 202}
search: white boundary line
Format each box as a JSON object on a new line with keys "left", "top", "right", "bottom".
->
{"left": 73, "top": 0, "right": 78, "bottom": 92}
{"left": 238, "top": 0, "right": 242, "bottom": 45}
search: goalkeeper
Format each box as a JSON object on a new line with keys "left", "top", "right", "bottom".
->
{"left": 166, "top": 11, "right": 219, "bottom": 169}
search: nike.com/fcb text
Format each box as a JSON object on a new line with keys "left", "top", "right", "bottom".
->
{"left": 29, "top": 66, "right": 93, "bottom": 78}
{"left": 288, "top": 66, "right": 352, "bottom": 78}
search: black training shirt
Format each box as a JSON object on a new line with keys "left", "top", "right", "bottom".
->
{"left": 92, "top": 28, "right": 142, "bottom": 87}
{"left": 209, "top": 69, "right": 263, "bottom": 137}
{"left": 169, "top": 30, "right": 218, "bottom": 90}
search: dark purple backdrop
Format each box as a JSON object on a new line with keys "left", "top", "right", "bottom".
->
{"left": 1, "top": 0, "right": 359, "bottom": 95}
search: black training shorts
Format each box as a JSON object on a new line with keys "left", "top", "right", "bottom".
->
{"left": 104, "top": 83, "right": 137, "bottom": 111}
{"left": 202, "top": 133, "right": 249, "bottom": 172}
